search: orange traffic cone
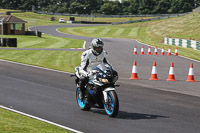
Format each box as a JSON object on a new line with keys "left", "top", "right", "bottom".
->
{"left": 167, "top": 47, "right": 171, "bottom": 55}
{"left": 186, "top": 63, "right": 196, "bottom": 82}
{"left": 130, "top": 61, "right": 139, "bottom": 80}
{"left": 133, "top": 46, "right": 137, "bottom": 55}
{"left": 174, "top": 47, "right": 178, "bottom": 56}
{"left": 167, "top": 62, "right": 176, "bottom": 81}
{"left": 149, "top": 61, "right": 159, "bottom": 80}
{"left": 140, "top": 46, "right": 145, "bottom": 55}
{"left": 161, "top": 47, "right": 165, "bottom": 55}
{"left": 154, "top": 46, "right": 158, "bottom": 55}
{"left": 147, "top": 46, "right": 151, "bottom": 55}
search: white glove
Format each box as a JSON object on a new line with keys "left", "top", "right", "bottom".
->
{"left": 87, "top": 70, "right": 97, "bottom": 77}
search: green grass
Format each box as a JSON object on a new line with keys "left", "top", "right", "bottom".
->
{"left": 78, "top": 16, "right": 154, "bottom": 23}
{"left": 0, "top": 9, "right": 18, "bottom": 13}
{"left": 0, "top": 9, "right": 84, "bottom": 132}
{"left": 13, "top": 12, "right": 66, "bottom": 27}
{"left": 1, "top": 9, "right": 200, "bottom": 132}
{"left": 3, "top": 34, "right": 83, "bottom": 49}
{"left": 1, "top": 34, "right": 83, "bottom": 72}
{"left": 0, "top": 35, "right": 82, "bottom": 132}
{"left": 1, "top": 9, "right": 155, "bottom": 27}
{"left": 0, "top": 108, "right": 72, "bottom": 133}
{"left": 58, "top": 26, "right": 142, "bottom": 39}
{"left": 57, "top": 12, "right": 200, "bottom": 61}
{"left": 0, "top": 50, "right": 82, "bottom": 72}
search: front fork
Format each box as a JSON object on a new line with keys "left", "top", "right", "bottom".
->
{"left": 103, "top": 87, "right": 115, "bottom": 104}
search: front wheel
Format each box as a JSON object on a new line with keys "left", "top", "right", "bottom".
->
{"left": 76, "top": 88, "right": 90, "bottom": 111}
{"left": 104, "top": 90, "right": 119, "bottom": 117}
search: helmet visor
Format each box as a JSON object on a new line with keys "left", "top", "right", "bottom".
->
{"left": 94, "top": 46, "right": 103, "bottom": 54}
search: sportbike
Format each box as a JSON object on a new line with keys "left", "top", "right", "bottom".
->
{"left": 73, "top": 63, "right": 119, "bottom": 117}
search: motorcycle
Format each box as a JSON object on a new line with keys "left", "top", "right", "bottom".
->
{"left": 73, "top": 63, "right": 119, "bottom": 117}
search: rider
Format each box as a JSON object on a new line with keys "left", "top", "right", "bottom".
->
{"left": 79, "top": 38, "right": 112, "bottom": 101}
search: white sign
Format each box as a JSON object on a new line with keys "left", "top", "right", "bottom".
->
{"left": 0, "top": 18, "right": 3, "bottom": 25}
{"left": 0, "top": 18, "right": 4, "bottom": 46}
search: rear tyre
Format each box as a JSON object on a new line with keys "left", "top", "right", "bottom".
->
{"left": 76, "top": 88, "right": 90, "bottom": 111}
{"left": 104, "top": 91, "right": 119, "bottom": 117}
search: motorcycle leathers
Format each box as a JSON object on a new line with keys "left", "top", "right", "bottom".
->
{"left": 79, "top": 49, "right": 112, "bottom": 77}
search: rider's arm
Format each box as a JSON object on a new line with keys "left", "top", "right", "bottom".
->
{"left": 79, "top": 51, "right": 89, "bottom": 77}
{"left": 103, "top": 51, "right": 113, "bottom": 67}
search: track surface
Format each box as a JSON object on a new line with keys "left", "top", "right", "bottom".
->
{"left": 0, "top": 24, "right": 200, "bottom": 133}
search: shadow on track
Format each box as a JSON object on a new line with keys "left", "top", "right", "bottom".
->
{"left": 91, "top": 110, "right": 169, "bottom": 120}
{"left": 116, "top": 110, "right": 169, "bottom": 120}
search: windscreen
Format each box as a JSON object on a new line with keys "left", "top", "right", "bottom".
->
{"left": 95, "top": 63, "right": 110, "bottom": 72}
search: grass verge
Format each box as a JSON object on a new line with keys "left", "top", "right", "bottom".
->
{"left": 3, "top": 34, "right": 83, "bottom": 49}
{"left": 0, "top": 108, "right": 72, "bottom": 133}
{"left": 1, "top": 34, "right": 83, "bottom": 72}
{"left": 0, "top": 50, "right": 82, "bottom": 72}
{"left": 0, "top": 10, "right": 84, "bottom": 132}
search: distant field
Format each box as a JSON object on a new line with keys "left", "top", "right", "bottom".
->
{"left": 58, "top": 13, "right": 200, "bottom": 41}
{"left": 58, "top": 26, "right": 141, "bottom": 38}
{"left": 0, "top": 9, "right": 154, "bottom": 27}
{"left": 76, "top": 16, "right": 154, "bottom": 23}
{"left": 4, "top": 34, "right": 83, "bottom": 49}
{"left": 0, "top": 9, "right": 17, "bottom": 13}
{"left": 58, "top": 12, "right": 200, "bottom": 61}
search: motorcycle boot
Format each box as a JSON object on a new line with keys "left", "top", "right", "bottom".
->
{"left": 79, "top": 77, "right": 88, "bottom": 101}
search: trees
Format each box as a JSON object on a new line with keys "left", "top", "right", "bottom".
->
{"left": 168, "top": 0, "right": 193, "bottom": 13}
{"left": 0, "top": 0, "right": 197, "bottom": 15}
{"left": 100, "top": 1, "right": 122, "bottom": 15}
{"left": 152, "top": 0, "right": 171, "bottom": 14}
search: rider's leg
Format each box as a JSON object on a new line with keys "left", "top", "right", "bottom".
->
{"left": 79, "top": 77, "right": 89, "bottom": 100}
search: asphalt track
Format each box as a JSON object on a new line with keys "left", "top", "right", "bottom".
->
{"left": 0, "top": 24, "right": 200, "bottom": 133}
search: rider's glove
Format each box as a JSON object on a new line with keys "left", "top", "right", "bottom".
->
{"left": 87, "top": 70, "right": 97, "bottom": 77}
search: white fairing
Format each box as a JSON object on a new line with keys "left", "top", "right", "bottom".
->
{"left": 92, "top": 80, "right": 104, "bottom": 86}
{"left": 103, "top": 87, "right": 116, "bottom": 103}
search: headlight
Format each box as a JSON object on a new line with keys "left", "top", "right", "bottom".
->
{"left": 102, "top": 79, "right": 109, "bottom": 83}
{"left": 98, "top": 78, "right": 109, "bottom": 83}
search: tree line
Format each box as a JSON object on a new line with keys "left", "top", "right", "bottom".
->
{"left": 0, "top": 0, "right": 200, "bottom": 15}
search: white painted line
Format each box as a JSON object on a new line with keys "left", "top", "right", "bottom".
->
{"left": 29, "top": 26, "right": 86, "bottom": 50}
{"left": 83, "top": 41, "right": 86, "bottom": 49}
{"left": 56, "top": 28, "right": 86, "bottom": 49}
{"left": 0, "top": 105, "right": 83, "bottom": 133}
{"left": 134, "top": 39, "right": 200, "bottom": 63}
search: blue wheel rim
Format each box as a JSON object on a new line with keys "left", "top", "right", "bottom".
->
{"left": 104, "top": 92, "right": 114, "bottom": 115}
{"left": 77, "top": 88, "right": 86, "bottom": 109}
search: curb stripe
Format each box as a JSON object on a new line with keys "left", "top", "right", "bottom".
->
{"left": 56, "top": 28, "right": 86, "bottom": 50}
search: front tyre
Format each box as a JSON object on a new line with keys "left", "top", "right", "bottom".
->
{"left": 76, "top": 88, "right": 90, "bottom": 111}
{"left": 104, "top": 90, "right": 119, "bottom": 117}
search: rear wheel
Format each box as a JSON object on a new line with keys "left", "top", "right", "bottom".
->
{"left": 76, "top": 88, "right": 90, "bottom": 111}
{"left": 104, "top": 91, "right": 119, "bottom": 117}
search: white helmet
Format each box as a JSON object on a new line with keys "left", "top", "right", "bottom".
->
{"left": 91, "top": 38, "right": 104, "bottom": 55}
